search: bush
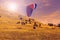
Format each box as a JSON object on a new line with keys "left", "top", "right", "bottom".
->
{"left": 0, "top": 16, "right": 1, "bottom": 18}
{"left": 48, "top": 23, "right": 54, "bottom": 26}
{"left": 21, "top": 22, "right": 25, "bottom": 25}
{"left": 33, "top": 27, "right": 36, "bottom": 29}
{"left": 58, "top": 24, "right": 60, "bottom": 27}
{"left": 16, "top": 22, "right": 20, "bottom": 24}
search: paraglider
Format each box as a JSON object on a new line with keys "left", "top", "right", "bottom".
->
{"left": 34, "top": 3, "right": 37, "bottom": 9}
{"left": 26, "top": 3, "right": 37, "bottom": 17}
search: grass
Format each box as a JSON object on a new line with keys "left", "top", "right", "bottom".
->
{"left": 0, "top": 27, "right": 60, "bottom": 40}
{"left": 0, "top": 9, "right": 60, "bottom": 40}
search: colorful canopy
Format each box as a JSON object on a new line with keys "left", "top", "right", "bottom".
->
{"left": 26, "top": 3, "right": 37, "bottom": 17}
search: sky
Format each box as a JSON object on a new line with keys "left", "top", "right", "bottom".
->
{"left": 0, "top": 0, "right": 60, "bottom": 24}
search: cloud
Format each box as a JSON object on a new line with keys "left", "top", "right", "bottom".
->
{"left": 41, "top": 0, "right": 50, "bottom": 6}
{"left": 42, "top": 0, "right": 48, "bottom": 3}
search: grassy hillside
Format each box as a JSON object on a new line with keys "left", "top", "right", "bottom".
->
{"left": 0, "top": 8, "right": 60, "bottom": 40}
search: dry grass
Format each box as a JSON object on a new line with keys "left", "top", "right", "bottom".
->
{"left": 0, "top": 9, "right": 60, "bottom": 40}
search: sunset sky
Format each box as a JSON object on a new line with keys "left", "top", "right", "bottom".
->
{"left": 0, "top": 0, "right": 60, "bottom": 24}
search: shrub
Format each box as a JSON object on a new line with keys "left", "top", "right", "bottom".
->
{"left": 16, "top": 22, "right": 20, "bottom": 24}
{"left": 48, "top": 23, "right": 54, "bottom": 26}
{"left": 58, "top": 24, "right": 60, "bottom": 27}
{"left": 33, "top": 27, "right": 36, "bottom": 29}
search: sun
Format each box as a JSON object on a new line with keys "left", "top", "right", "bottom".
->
{"left": 7, "top": 2, "right": 18, "bottom": 12}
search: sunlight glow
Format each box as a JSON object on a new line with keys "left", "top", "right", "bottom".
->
{"left": 7, "top": 2, "right": 18, "bottom": 12}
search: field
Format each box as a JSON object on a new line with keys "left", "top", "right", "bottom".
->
{"left": 0, "top": 8, "right": 60, "bottom": 40}
{"left": 0, "top": 27, "right": 60, "bottom": 40}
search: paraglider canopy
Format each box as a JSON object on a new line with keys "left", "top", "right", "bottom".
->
{"left": 26, "top": 3, "right": 37, "bottom": 17}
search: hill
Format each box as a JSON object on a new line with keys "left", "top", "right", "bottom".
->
{"left": 0, "top": 8, "right": 60, "bottom": 40}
